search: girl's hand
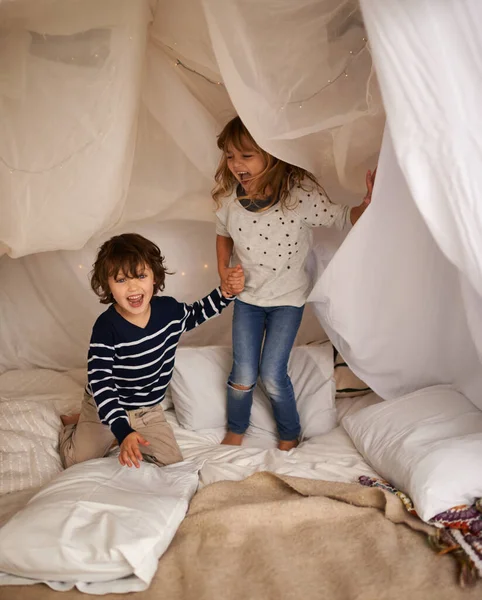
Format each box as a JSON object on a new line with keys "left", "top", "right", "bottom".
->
{"left": 350, "top": 167, "right": 377, "bottom": 225}
{"left": 363, "top": 167, "right": 377, "bottom": 207}
{"left": 220, "top": 264, "right": 244, "bottom": 297}
{"left": 119, "top": 431, "right": 150, "bottom": 468}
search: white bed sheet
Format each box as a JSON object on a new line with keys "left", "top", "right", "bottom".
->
{"left": 0, "top": 367, "right": 381, "bottom": 524}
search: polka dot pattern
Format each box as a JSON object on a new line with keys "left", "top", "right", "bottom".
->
{"left": 214, "top": 182, "right": 350, "bottom": 305}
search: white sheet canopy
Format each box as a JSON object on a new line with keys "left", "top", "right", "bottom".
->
{"left": 1, "top": 0, "right": 481, "bottom": 411}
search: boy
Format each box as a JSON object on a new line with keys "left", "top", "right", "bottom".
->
{"left": 60, "top": 233, "right": 244, "bottom": 469}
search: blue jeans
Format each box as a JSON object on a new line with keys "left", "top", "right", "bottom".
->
{"left": 227, "top": 299, "right": 304, "bottom": 440}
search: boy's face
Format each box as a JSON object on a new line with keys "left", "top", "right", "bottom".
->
{"left": 107, "top": 264, "right": 155, "bottom": 321}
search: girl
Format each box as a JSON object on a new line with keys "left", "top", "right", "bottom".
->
{"left": 213, "top": 116, "right": 375, "bottom": 451}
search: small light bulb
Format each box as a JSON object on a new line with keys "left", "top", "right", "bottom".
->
{"left": 204, "top": 264, "right": 208, "bottom": 269}
{"left": 181, "top": 272, "right": 185, "bottom": 276}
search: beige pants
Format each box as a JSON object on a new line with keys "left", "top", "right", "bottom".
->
{"left": 59, "top": 393, "right": 183, "bottom": 469}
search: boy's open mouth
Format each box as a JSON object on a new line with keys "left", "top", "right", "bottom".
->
{"left": 127, "top": 294, "right": 143, "bottom": 308}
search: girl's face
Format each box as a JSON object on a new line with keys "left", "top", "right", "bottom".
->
{"left": 225, "top": 140, "right": 267, "bottom": 195}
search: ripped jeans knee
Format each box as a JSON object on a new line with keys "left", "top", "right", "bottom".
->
{"left": 226, "top": 380, "right": 256, "bottom": 434}
{"left": 228, "top": 381, "right": 255, "bottom": 392}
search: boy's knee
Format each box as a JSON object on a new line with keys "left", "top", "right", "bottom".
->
{"left": 146, "top": 451, "right": 183, "bottom": 467}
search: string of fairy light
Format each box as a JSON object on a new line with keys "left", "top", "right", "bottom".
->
{"left": 1, "top": 35, "right": 368, "bottom": 174}
{"left": 168, "top": 38, "right": 368, "bottom": 110}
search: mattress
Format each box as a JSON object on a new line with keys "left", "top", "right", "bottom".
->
{"left": 0, "top": 367, "right": 381, "bottom": 524}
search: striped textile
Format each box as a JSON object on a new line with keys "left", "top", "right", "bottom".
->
{"left": 87, "top": 288, "right": 232, "bottom": 443}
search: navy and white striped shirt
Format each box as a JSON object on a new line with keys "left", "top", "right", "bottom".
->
{"left": 87, "top": 287, "right": 232, "bottom": 443}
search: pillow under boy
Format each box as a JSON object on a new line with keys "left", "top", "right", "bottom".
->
{"left": 170, "top": 344, "right": 336, "bottom": 439}
{"left": 342, "top": 385, "right": 482, "bottom": 521}
{"left": 0, "top": 458, "right": 199, "bottom": 593}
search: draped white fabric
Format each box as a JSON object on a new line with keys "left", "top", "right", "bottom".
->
{"left": 0, "top": 0, "right": 380, "bottom": 372}
{"left": 2, "top": 0, "right": 481, "bottom": 409}
{"left": 0, "top": 0, "right": 380, "bottom": 258}
{"left": 360, "top": 0, "right": 482, "bottom": 300}
{"left": 309, "top": 128, "right": 482, "bottom": 411}
{"left": 0, "top": 0, "right": 151, "bottom": 256}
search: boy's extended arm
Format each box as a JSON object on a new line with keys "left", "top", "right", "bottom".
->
{"left": 183, "top": 287, "right": 234, "bottom": 332}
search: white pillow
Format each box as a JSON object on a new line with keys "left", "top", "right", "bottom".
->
{"left": 254, "top": 344, "right": 336, "bottom": 440}
{"left": 0, "top": 398, "right": 64, "bottom": 495}
{"left": 342, "top": 385, "right": 482, "bottom": 521}
{"left": 334, "top": 350, "right": 371, "bottom": 398}
{"left": 0, "top": 458, "right": 199, "bottom": 594}
{"left": 170, "top": 344, "right": 336, "bottom": 440}
{"left": 170, "top": 346, "right": 269, "bottom": 431}
{"left": 170, "top": 346, "right": 229, "bottom": 430}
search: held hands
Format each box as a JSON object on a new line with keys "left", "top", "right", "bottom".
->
{"left": 350, "top": 167, "right": 377, "bottom": 225}
{"left": 119, "top": 431, "right": 150, "bottom": 468}
{"left": 220, "top": 264, "right": 245, "bottom": 298}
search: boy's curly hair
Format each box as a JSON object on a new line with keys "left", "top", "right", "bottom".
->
{"left": 211, "top": 116, "right": 320, "bottom": 209}
{"left": 90, "top": 233, "right": 171, "bottom": 304}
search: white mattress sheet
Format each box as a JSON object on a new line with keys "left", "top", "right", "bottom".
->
{"left": 0, "top": 368, "right": 381, "bottom": 523}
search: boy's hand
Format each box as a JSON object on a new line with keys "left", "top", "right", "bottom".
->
{"left": 220, "top": 264, "right": 244, "bottom": 297}
{"left": 119, "top": 431, "right": 150, "bottom": 468}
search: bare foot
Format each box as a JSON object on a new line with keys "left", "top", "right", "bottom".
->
{"left": 221, "top": 431, "right": 244, "bottom": 446}
{"left": 60, "top": 413, "right": 80, "bottom": 427}
{"left": 278, "top": 439, "right": 299, "bottom": 452}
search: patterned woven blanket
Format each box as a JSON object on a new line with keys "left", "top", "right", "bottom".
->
{"left": 359, "top": 476, "right": 482, "bottom": 587}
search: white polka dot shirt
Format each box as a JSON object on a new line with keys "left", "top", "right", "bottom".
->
{"left": 216, "top": 181, "right": 350, "bottom": 307}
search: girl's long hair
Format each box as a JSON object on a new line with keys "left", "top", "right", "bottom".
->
{"left": 211, "top": 116, "right": 320, "bottom": 210}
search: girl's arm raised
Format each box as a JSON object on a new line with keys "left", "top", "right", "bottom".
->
{"left": 296, "top": 168, "right": 377, "bottom": 229}
{"left": 350, "top": 168, "right": 377, "bottom": 225}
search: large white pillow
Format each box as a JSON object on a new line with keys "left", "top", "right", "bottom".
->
{"left": 170, "top": 346, "right": 269, "bottom": 431}
{"left": 170, "top": 344, "right": 336, "bottom": 440}
{"left": 0, "top": 369, "right": 84, "bottom": 495}
{"left": 342, "top": 385, "right": 482, "bottom": 521}
{"left": 0, "top": 398, "right": 63, "bottom": 495}
{"left": 254, "top": 345, "right": 336, "bottom": 440}
{"left": 0, "top": 458, "right": 199, "bottom": 594}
